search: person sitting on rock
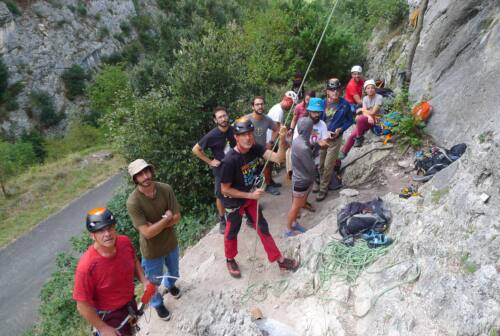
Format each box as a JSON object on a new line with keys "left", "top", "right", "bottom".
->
{"left": 286, "top": 117, "right": 315, "bottom": 236}
{"left": 340, "top": 79, "right": 383, "bottom": 158}
{"left": 344, "top": 65, "right": 364, "bottom": 115}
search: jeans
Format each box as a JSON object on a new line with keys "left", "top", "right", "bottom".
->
{"left": 142, "top": 247, "right": 180, "bottom": 308}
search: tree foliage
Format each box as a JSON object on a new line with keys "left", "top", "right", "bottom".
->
{"left": 0, "top": 140, "right": 36, "bottom": 196}
{"left": 61, "top": 64, "right": 88, "bottom": 100}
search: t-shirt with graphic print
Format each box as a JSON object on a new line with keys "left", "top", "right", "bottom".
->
{"left": 246, "top": 113, "right": 276, "bottom": 147}
{"left": 293, "top": 119, "right": 328, "bottom": 144}
{"left": 197, "top": 126, "right": 236, "bottom": 177}
{"left": 220, "top": 144, "right": 266, "bottom": 208}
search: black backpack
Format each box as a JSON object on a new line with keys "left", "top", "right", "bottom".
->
{"left": 337, "top": 198, "right": 391, "bottom": 237}
{"left": 414, "top": 143, "right": 467, "bottom": 176}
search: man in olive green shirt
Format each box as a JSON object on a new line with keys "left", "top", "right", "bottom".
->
{"left": 126, "top": 159, "right": 181, "bottom": 321}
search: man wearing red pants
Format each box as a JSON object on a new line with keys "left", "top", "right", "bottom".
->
{"left": 220, "top": 117, "right": 299, "bottom": 278}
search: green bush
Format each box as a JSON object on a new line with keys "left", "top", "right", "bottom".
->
{"left": 0, "top": 57, "right": 8, "bottom": 100}
{"left": 61, "top": 64, "right": 88, "bottom": 100}
{"left": 0, "top": 140, "right": 37, "bottom": 196}
{"left": 87, "top": 64, "right": 133, "bottom": 120}
{"left": 97, "top": 26, "right": 109, "bottom": 41}
{"left": 2, "top": 0, "right": 21, "bottom": 16}
{"left": 76, "top": 1, "right": 87, "bottom": 16}
{"left": 20, "top": 129, "right": 47, "bottom": 163}
{"left": 30, "top": 90, "right": 63, "bottom": 128}
{"left": 120, "top": 21, "right": 132, "bottom": 37}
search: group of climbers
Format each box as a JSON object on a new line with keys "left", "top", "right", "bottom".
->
{"left": 72, "top": 65, "right": 389, "bottom": 335}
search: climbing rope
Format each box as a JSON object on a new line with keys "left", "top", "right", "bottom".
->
{"left": 243, "top": 0, "right": 342, "bottom": 295}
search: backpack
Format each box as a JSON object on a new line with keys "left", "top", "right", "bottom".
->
{"left": 337, "top": 198, "right": 391, "bottom": 237}
{"left": 414, "top": 143, "right": 467, "bottom": 176}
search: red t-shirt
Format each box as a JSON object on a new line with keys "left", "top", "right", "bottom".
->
{"left": 345, "top": 78, "right": 364, "bottom": 104}
{"left": 73, "top": 235, "right": 136, "bottom": 311}
{"left": 293, "top": 101, "right": 308, "bottom": 120}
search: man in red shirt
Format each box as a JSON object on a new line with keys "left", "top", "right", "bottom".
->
{"left": 344, "top": 65, "right": 364, "bottom": 114}
{"left": 73, "top": 207, "right": 151, "bottom": 336}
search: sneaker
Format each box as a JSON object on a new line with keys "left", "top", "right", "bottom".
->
{"left": 316, "top": 191, "right": 327, "bottom": 202}
{"left": 169, "top": 285, "right": 182, "bottom": 299}
{"left": 226, "top": 259, "right": 241, "bottom": 278}
{"left": 155, "top": 304, "right": 171, "bottom": 321}
{"left": 285, "top": 229, "right": 301, "bottom": 237}
{"left": 353, "top": 136, "right": 364, "bottom": 148}
{"left": 338, "top": 151, "right": 346, "bottom": 160}
{"left": 278, "top": 258, "right": 300, "bottom": 272}
{"left": 291, "top": 222, "right": 307, "bottom": 233}
{"left": 265, "top": 185, "right": 281, "bottom": 195}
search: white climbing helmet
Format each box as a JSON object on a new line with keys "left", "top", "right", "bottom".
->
{"left": 351, "top": 65, "right": 363, "bottom": 73}
{"left": 285, "top": 90, "right": 298, "bottom": 104}
{"left": 363, "top": 79, "right": 376, "bottom": 90}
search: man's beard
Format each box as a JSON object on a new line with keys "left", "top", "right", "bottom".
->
{"left": 310, "top": 116, "right": 320, "bottom": 124}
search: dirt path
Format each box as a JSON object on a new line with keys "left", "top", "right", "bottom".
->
{"left": 138, "top": 144, "right": 412, "bottom": 335}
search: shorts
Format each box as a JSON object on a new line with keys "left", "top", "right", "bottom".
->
{"left": 292, "top": 183, "right": 312, "bottom": 198}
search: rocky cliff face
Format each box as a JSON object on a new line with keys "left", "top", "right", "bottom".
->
{"left": 367, "top": 0, "right": 499, "bottom": 147}
{"left": 0, "top": 0, "right": 138, "bottom": 134}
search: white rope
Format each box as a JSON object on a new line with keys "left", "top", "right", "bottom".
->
{"left": 258, "top": 0, "right": 341, "bottom": 185}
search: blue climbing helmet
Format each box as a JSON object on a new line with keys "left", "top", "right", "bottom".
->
{"left": 307, "top": 97, "right": 325, "bottom": 112}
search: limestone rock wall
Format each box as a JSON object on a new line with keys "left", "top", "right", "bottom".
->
{"left": 367, "top": 0, "right": 500, "bottom": 147}
{"left": 0, "top": 0, "right": 138, "bottom": 134}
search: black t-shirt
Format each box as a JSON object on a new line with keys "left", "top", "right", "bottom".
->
{"left": 220, "top": 144, "right": 266, "bottom": 208}
{"left": 197, "top": 126, "right": 236, "bottom": 176}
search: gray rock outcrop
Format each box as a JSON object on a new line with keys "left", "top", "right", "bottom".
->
{"left": 367, "top": 0, "right": 500, "bottom": 147}
{"left": 0, "top": 0, "right": 141, "bottom": 134}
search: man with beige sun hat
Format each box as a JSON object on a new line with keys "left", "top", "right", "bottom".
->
{"left": 126, "top": 159, "right": 182, "bottom": 322}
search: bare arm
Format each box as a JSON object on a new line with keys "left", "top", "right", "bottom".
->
{"left": 221, "top": 183, "right": 264, "bottom": 200}
{"left": 192, "top": 143, "right": 220, "bottom": 167}
{"left": 290, "top": 113, "right": 299, "bottom": 130}
{"left": 136, "top": 211, "right": 180, "bottom": 239}
{"left": 77, "top": 301, "right": 119, "bottom": 336}
{"left": 353, "top": 94, "right": 362, "bottom": 105}
{"left": 263, "top": 126, "right": 287, "bottom": 163}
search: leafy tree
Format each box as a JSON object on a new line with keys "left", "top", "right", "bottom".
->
{"left": 87, "top": 65, "right": 133, "bottom": 124}
{"left": 0, "top": 141, "right": 36, "bottom": 196}
{"left": 107, "top": 24, "right": 250, "bottom": 209}
{"left": 20, "top": 129, "right": 47, "bottom": 163}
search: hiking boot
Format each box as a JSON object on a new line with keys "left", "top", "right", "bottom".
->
{"left": 278, "top": 258, "right": 300, "bottom": 272}
{"left": 312, "top": 183, "right": 320, "bottom": 193}
{"left": 316, "top": 191, "right": 327, "bottom": 202}
{"left": 169, "top": 285, "right": 182, "bottom": 299}
{"left": 265, "top": 185, "right": 280, "bottom": 195}
{"left": 155, "top": 304, "right": 171, "bottom": 321}
{"left": 219, "top": 216, "right": 226, "bottom": 235}
{"left": 226, "top": 259, "right": 241, "bottom": 278}
{"left": 353, "top": 136, "right": 364, "bottom": 148}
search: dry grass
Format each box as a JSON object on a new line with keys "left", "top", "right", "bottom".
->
{"left": 0, "top": 147, "right": 125, "bottom": 248}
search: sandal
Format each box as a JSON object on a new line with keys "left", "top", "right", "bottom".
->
{"left": 303, "top": 202, "right": 316, "bottom": 212}
{"left": 285, "top": 229, "right": 302, "bottom": 237}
